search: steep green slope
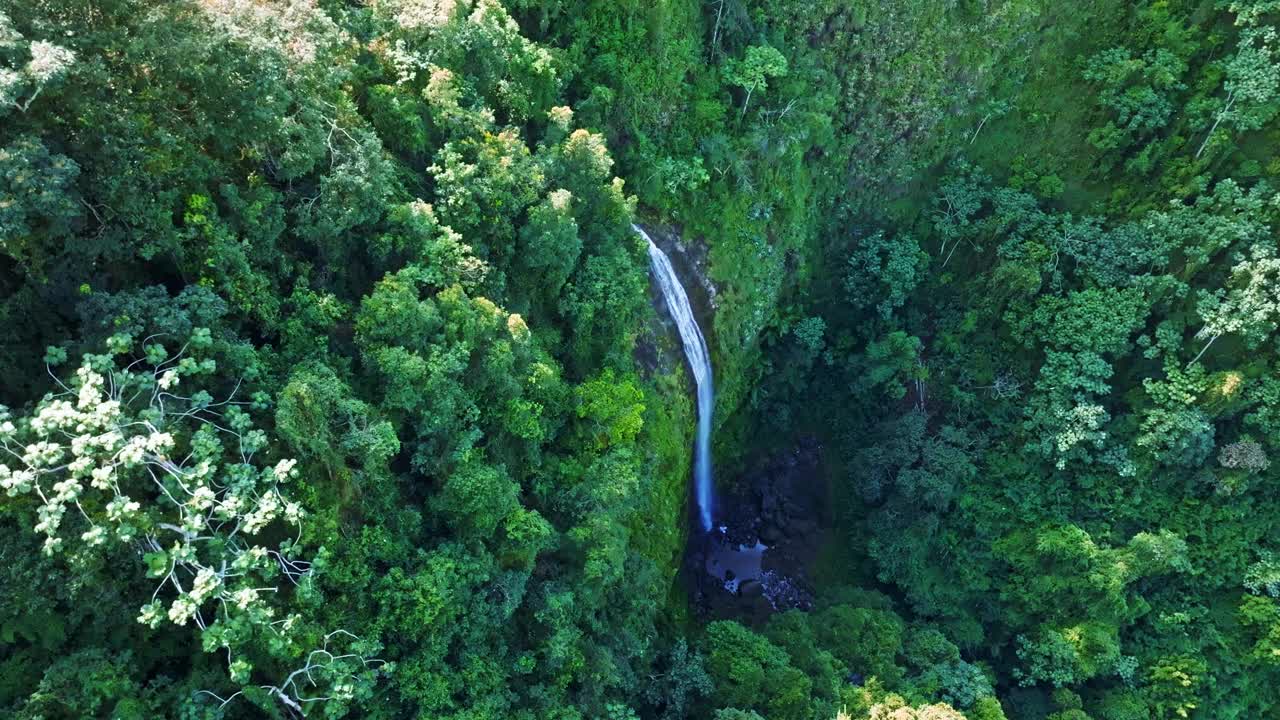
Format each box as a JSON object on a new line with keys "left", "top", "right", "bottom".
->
{"left": 733, "top": 1, "right": 1280, "bottom": 719}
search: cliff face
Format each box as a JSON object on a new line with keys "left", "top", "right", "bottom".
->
{"left": 631, "top": 222, "right": 705, "bottom": 583}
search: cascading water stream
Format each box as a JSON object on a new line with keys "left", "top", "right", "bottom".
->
{"left": 635, "top": 224, "right": 715, "bottom": 533}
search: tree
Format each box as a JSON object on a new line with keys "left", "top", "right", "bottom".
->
{"left": 1025, "top": 288, "right": 1149, "bottom": 357}
{"left": 845, "top": 232, "right": 929, "bottom": 321}
{"left": 1197, "top": 26, "right": 1280, "bottom": 157}
{"left": 429, "top": 127, "right": 543, "bottom": 279}
{"left": 1144, "top": 180, "right": 1274, "bottom": 276}
{"left": 1219, "top": 440, "right": 1271, "bottom": 473}
{"left": 640, "top": 638, "right": 713, "bottom": 720}
{"left": 0, "top": 333, "right": 383, "bottom": 714}
{"left": 812, "top": 604, "right": 907, "bottom": 688}
{"left": 994, "top": 524, "right": 1188, "bottom": 690}
{"left": 434, "top": 460, "right": 520, "bottom": 537}
{"left": 1238, "top": 595, "right": 1280, "bottom": 666}
{"left": 725, "top": 45, "right": 788, "bottom": 118}
{"left": 354, "top": 269, "right": 549, "bottom": 477}
{"left": 931, "top": 161, "right": 990, "bottom": 266}
{"left": 275, "top": 361, "right": 399, "bottom": 477}
{"left": 1190, "top": 244, "right": 1280, "bottom": 366}
{"left": 0, "top": 21, "right": 75, "bottom": 114}
{"left": 857, "top": 331, "right": 925, "bottom": 401}
{"left": 791, "top": 316, "right": 828, "bottom": 371}
{"left": 704, "top": 620, "right": 813, "bottom": 720}
{"left": 1082, "top": 47, "right": 1186, "bottom": 153}
{"left": 1245, "top": 552, "right": 1280, "bottom": 598}
{"left": 0, "top": 136, "right": 81, "bottom": 276}
{"left": 514, "top": 190, "right": 582, "bottom": 316}
{"left": 575, "top": 369, "right": 645, "bottom": 451}
{"left": 1144, "top": 655, "right": 1204, "bottom": 719}
{"left": 1024, "top": 351, "right": 1116, "bottom": 470}
{"left": 866, "top": 695, "right": 966, "bottom": 720}
{"left": 1057, "top": 218, "right": 1170, "bottom": 288}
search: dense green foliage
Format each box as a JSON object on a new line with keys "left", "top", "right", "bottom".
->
{"left": 0, "top": 1, "right": 685, "bottom": 716}
{"left": 740, "top": 2, "right": 1280, "bottom": 718}
{"left": 4, "top": 0, "right": 1280, "bottom": 718}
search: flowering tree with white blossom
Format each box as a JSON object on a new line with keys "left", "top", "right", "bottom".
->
{"left": 0, "top": 329, "right": 384, "bottom": 715}
{"left": 0, "top": 12, "right": 76, "bottom": 114}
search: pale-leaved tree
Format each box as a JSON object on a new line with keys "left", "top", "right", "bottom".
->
{"left": 0, "top": 330, "right": 385, "bottom": 715}
{"left": 0, "top": 12, "right": 75, "bottom": 114}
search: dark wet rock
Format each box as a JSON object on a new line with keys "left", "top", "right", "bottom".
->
{"left": 760, "top": 524, "right": 784, "bottom": 545}
{"left": 684, "top": 436, "right": 825, "bottom": 620}
{"left": 639, "top": 222, "right": 717, "bottom": 331}
{"left": 792, "top": 519, "right": 817, "bottom": 537}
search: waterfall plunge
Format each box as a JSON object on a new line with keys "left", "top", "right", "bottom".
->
{"left": 635, "top": 225, "right": 715, "bottom": 533}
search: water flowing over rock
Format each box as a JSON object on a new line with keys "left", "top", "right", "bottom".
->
{"left": 636, "top": 224, "right": 715, "bottom": 532}
{"left": 685, "top": 439, "right": 823, "bottom": 620}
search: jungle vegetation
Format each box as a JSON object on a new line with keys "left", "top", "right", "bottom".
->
{"left": 2, "top": 1, "right": 1280, "bottom": 719}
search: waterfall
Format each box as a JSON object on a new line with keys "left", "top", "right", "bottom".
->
{"left": 635, "top": 224, "right": 715, "bottom": 533}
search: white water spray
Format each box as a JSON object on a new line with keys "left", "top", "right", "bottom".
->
{"left": 635, "top": 224, "right": 715, "bottom": 533}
